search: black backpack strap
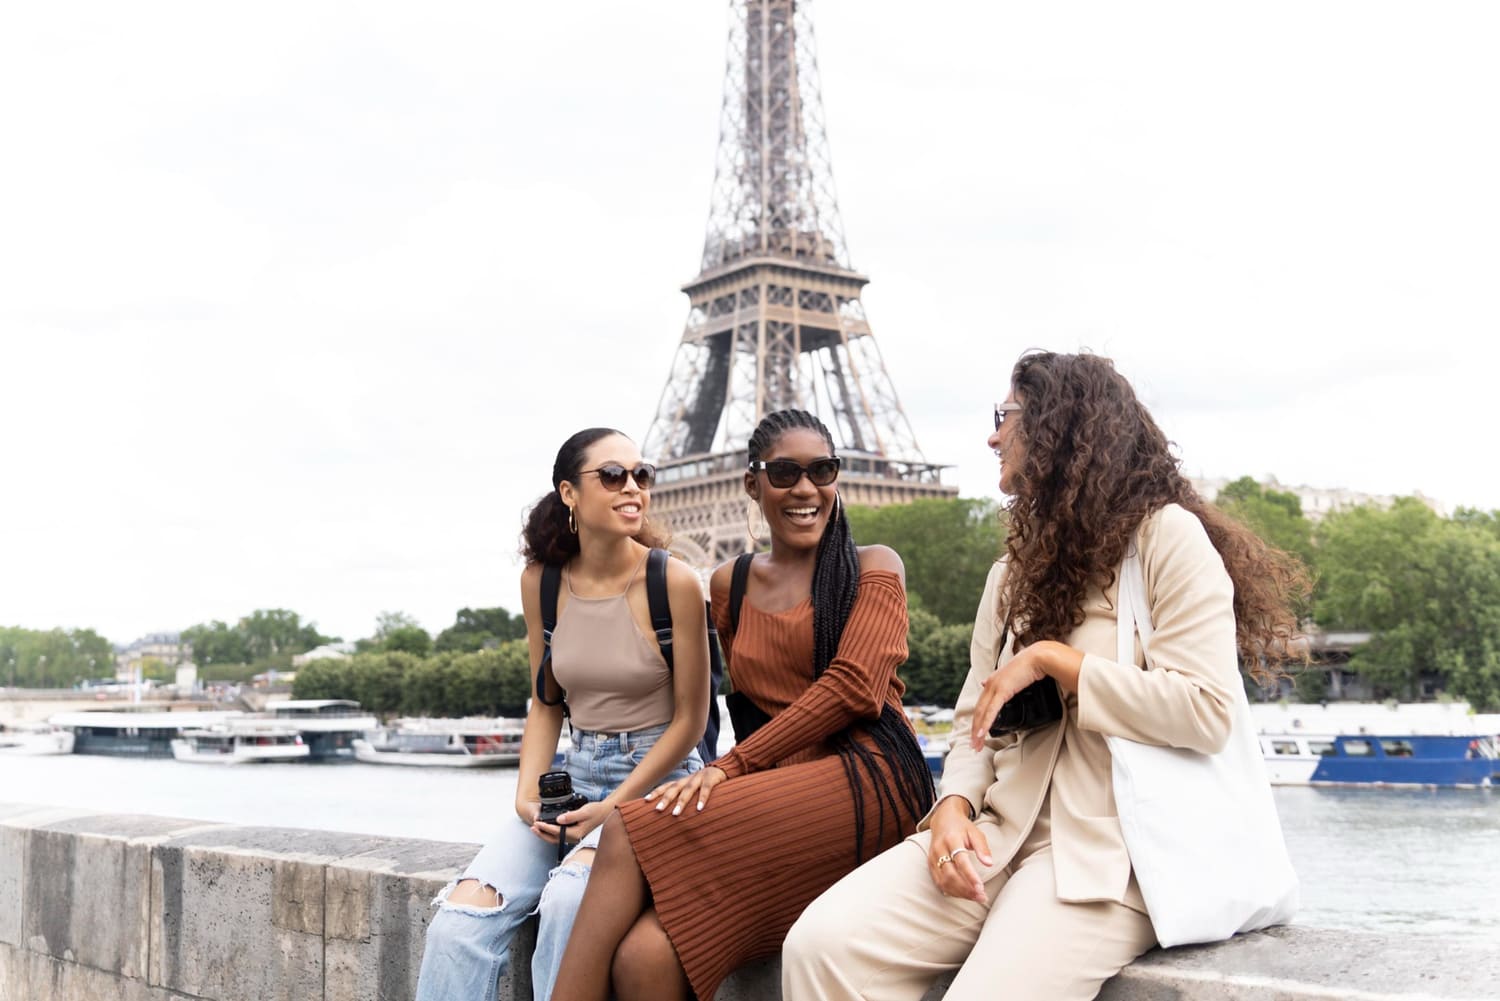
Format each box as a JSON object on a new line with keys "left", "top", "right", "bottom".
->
{"left": 535, "top": 563, "right": 568, "bottom": 709}
{"left": 728, "top": 552, "right": 754, "bottom": 635}
{"left": 646, "top": 548, "right": 674, "bottom": 671}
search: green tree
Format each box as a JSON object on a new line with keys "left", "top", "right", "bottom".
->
{"left": 0, "top": 626, "right": 114, "bottom": 687}
{"left": 845, "top": 498, "right": 1003, "bottom": 625}
{"left": 181, "top": 621, "right": 250, "bottom": 666}
{"left": 1314, "top": 499, "right": 1500, "bottom": 708}
{"left": 1215, "top": 476, "right": 1315, "bottom": 569}
{"left": 435, "top": 607, "right": 527, "bottom": 653}
{"left": 240, "top": 609, "right": 333, "bottom": 660}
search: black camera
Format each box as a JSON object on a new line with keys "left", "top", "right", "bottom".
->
{"left": 537, "top": 770, "right": 589, "bottom": 826}
{"left": 989, "top": 678, "right": 1064, "bottom": 736}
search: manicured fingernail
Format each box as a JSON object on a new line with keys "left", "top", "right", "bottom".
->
{"left": 697, "top": 801, "right": 705, "bottom": 811}
{"left": 656, "top": 801, "right": 666, "bottom": 811}
{"left": 672, "top": 805, "right": 682, "bottom": 815}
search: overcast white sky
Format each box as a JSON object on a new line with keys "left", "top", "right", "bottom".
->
{"left": 3, "top": 1, "right": 1497, "bottom": 647}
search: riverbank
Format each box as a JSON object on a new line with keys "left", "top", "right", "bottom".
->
{"left": 5, "top": 802, "right": 1497, "bottom": 1001}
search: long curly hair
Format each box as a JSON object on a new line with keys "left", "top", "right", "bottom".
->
{"left": 999, "top": 352, "right": 1309, "bottom": 683}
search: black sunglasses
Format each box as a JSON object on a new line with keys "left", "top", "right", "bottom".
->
{"left": 578, "top": 463, "right": 656, "bottom": 491}
{"left": 749, "top": 456, "right": 841, "bottom": 489}
{"left": 994, "top": 401, "right": 1022, "bottom": 430}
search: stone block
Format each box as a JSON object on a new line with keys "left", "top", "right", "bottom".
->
{"left": 323, "top": 837, "right": 475, "bottom": 1001}
{"left": 26, "top": 950, "right": 187, "bottom": 1001}
{"left": 150, "top": 843, "right": 323, "bottom": 1001}
{"left": 0, "top": 825, "right": 22, "bottom": 947}
{"left": 22, "top": 826, "right": 151, "bottom": 978}
{"left": 0, "top": 940, "right": 27, "bottom": 1000}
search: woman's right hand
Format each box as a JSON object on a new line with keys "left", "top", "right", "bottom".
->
{"left": 927, "top": 796, "right": 993, "bottom": 903}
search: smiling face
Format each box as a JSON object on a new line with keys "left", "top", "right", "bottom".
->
{"left": 746, "top": 426, "right": 839, "bottom": 552}
{"left": 987, "top": 388, "right": 1026, "bottom": 496}
{"left": 559, "top": 433, "right": 648, "bottom": 539}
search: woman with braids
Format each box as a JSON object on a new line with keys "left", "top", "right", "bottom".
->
{"left": 784, "top": 352, "right": 1309, "bottom": 1001}
{"left": 551, "top": 408, "right": 934, "bottom": 1001}
{"left": 415, "top": 428, "right": 708, "bottom": 1001}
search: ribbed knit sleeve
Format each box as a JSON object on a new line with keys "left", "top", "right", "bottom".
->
{"left": 712, "top": 569, "right": 908, "bottom": 779}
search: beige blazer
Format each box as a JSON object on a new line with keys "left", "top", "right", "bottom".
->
{"left": 919, "top": 503, "right": 1241, "bottom": 910}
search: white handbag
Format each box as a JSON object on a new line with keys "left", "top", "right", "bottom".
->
{"left": 1106, "top": 548, "right": 1299, "bottom": 947}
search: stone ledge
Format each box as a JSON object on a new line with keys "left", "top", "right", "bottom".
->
{"left": 2, "top": 803, "right": 1496, "bottom": 1000}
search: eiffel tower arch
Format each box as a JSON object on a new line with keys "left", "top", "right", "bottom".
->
{"left": 644, "top": 0, "right": 957, "bottom": 567}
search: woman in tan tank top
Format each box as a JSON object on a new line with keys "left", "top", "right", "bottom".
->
{"left": 414, "top": 428, "right": 712, "bottom": 1001}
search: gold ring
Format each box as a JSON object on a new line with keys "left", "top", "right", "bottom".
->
{"left": 936, "top": 853, "right": 953, "bottom": 867}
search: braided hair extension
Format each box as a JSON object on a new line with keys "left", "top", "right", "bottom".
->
{"left": 749, "top": 409, "right": 935, "bottom": 861}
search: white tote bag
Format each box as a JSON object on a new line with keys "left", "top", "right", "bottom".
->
{"left": 1106, "top": 549, "right": 1299, "bottom": 947}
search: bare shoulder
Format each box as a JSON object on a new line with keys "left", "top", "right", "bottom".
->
{"left": 664, "top": 552, "right": 709, "bottom": 602}
{"left": 709, "top": 558, "right": 738, "bottom": 603}
{"left": 856, "top": 544, "right": 905, "bottom": 580}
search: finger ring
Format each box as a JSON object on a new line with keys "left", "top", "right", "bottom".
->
{"left": 936, "top": 854, "right": 953, "bottom": 867}
{"left": 950, "top": 848, "right": 973, "bottom": 859}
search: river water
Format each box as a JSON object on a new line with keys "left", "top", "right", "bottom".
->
{"left": 3, "top": 754, "right": 1497, "bottom": 944}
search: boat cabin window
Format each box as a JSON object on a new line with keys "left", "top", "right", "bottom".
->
{"left": 1381, "top": 739, "right": 1415, "bottom": 758}
{"left": 1271, "top": 741, "right": 1301, "bottom": 755}
{"left": 1342, "top": 739, "right": 1374, "bottom": 756}
{"left": 1309, "top": 741, "right": 1336, "bottom": 757}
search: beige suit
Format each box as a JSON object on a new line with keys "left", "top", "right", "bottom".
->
{"left": 783, "top": 504, "right": 1242, "bottom": 1001}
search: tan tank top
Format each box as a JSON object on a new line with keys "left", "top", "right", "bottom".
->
{"left": 549, "top": 563, "right": 674, "bottom": 733}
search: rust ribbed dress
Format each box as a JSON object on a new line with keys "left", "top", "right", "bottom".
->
{"left": 617, "top": 567, "right": 920, "bottom": 1000}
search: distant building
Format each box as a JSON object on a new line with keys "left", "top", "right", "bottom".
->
{"left": 1191, "top": 475, "right": 1449, "bottom": 522}
{"left": 291, "top": 643, "right": 355, "bottom": 668}
{"left": 113, "top": 632, "right": 192, "bottom": 680}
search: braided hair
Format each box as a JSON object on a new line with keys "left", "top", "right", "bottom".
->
{"left": 748, "top": 409, "right": 935, "bottom": 861}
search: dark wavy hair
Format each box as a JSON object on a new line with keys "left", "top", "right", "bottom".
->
{"left": 1000, "top": 352, "right": 1309, "bottom": 684}
{"left": 520, "top": 427, "right": 668, "bottom": 565}
{"left": 748, "top": 409, "right": 934, "bottom": 860}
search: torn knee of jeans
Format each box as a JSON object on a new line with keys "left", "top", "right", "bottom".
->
{"left": 431, "top": 878, "right": 506, "bottom": 915}
{"left": 547, "top": 860, "right": 593, "bottom": 883}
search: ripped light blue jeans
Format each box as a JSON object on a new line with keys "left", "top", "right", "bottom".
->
{"left": 414, "top": 722, "right": 701, "bottom": 1001}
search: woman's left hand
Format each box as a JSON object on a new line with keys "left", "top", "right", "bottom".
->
{"left": 644, "top": 765, "right": 727, "bottom": 815}
{"left": 537, "top": 799, "right": 614, "bottom": 846}
{"left": 969, "top": 641, "right": 1082, "bottom": 749}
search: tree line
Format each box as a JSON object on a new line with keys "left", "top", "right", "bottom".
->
{"left": 15, "top": 485, "right": 1498, "bottom": 711}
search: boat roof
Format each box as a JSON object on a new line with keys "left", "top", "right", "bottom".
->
{"left": 49, "top": 710, "right": 242, "bottom": 729}
{"left": 1252, "top": 702, "right": 1499, "bottom": 737}
{"left": 266, "top": 699, "right": 362, "bottom": 711}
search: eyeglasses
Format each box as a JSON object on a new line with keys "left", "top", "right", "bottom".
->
{"left": 994, "top": 401, "right": 1022, "bottom": 430}
{"left": 578, "top": 463, "right": 656, "bottom": 491}
{"left": 749, "top": 456, "right": 841, "bottom": 489}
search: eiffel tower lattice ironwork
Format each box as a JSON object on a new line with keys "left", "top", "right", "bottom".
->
{"left": 643, "top": 0, "right": 956, "bottom": 566}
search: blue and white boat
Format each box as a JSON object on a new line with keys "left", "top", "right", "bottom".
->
{"left": 1253, "top": 702, "right": 1500, "bottom": 789}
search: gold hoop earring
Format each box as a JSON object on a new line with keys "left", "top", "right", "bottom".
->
{"left": 745, "top": 501, "right": 766, "bottom": 543}
{"left": 567, "top": 506, "right": 578, "bottom": 534}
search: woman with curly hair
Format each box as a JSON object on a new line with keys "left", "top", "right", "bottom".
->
{"left": 784, "top": 351, "right": 1309, "bottom": 1001}
{"left": 550, "top": 408, "right": 934, "bottom": 1001}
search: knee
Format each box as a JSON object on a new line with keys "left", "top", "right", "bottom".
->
{"left": 536, "top": 860, "right": 590, "bottom": 921}
{"left": 442, "top": 878, "right": 502, "bottom": 910}
{"left": 612, "top": 921, "right": 680, "bottom": 996}
{"left": 784, "top": 896, "right": 844, "bottom": 972}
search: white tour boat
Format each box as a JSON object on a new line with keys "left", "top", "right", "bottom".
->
{"left": 0, "top": 721, "right": 76, "bottom": 756}
{"left": 354, "top": 718, "right": 525, "bottom": 767}
{"left": 170, "top": 723, "right": 311, "bottom": 764}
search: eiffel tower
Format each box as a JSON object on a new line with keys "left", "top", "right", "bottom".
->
{"left": 643, "top": 0, "right": 956, "bottom": 566}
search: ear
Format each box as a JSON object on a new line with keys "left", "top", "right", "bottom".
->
{"left": 558, "top": 480, "right": 578, "bottom": 509}
{"left": 744, "top": 471, "right": 758, "bottom": 499}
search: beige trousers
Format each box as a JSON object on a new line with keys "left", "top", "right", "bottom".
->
{"left": 782, "top": 825, "right": 1157, "bottom": 1001}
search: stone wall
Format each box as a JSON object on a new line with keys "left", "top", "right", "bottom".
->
{"left": 3, "top": 802, "right": 1496, "bottom": 1001}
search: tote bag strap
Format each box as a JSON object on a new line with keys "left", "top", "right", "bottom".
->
{"left": 1117, "top": 545, "right": 1151, "bottom": 666}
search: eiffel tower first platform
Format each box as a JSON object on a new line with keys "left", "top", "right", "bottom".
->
{"left": 643, "top": 0, "right": 957, "bottom": 566}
